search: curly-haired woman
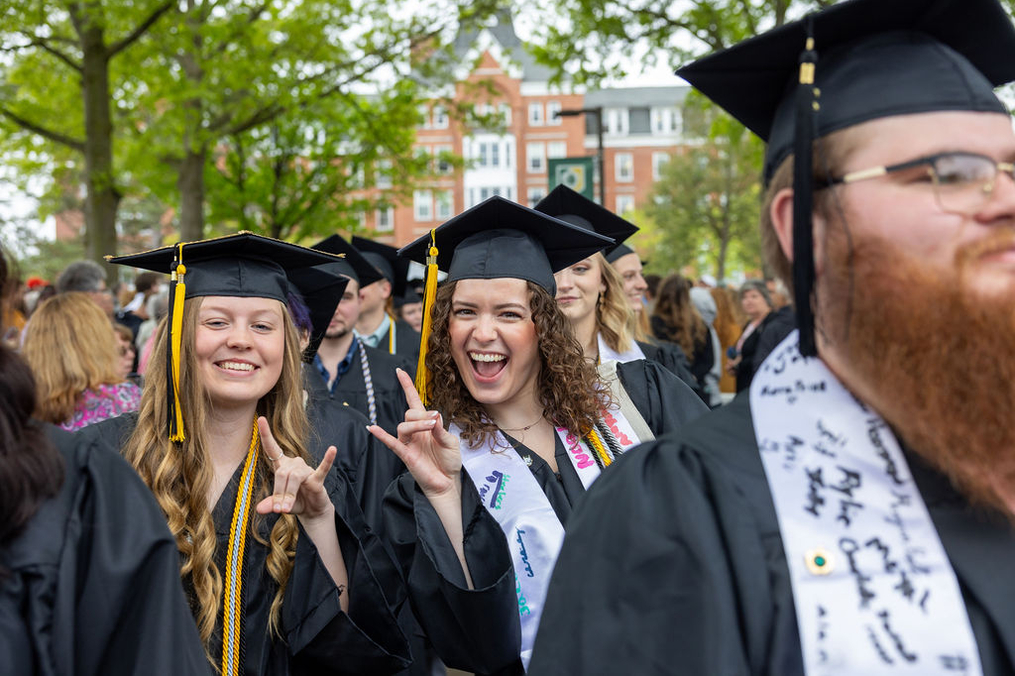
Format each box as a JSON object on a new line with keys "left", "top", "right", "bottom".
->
{"left": 81, "top": 234, "right": 409, "bottom": 676}
{"left": 369, "top": 197, "right": 707, "bottom": 675}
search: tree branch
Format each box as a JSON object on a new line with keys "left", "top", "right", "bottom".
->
{"left": 107, "top": 0, "right": 175, "bottom": 58}
{"left": 0, "top": 106, "right": 86, "bottom": 151}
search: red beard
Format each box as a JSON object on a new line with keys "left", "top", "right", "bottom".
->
{"left": 818, "top": 226, "right": 1015, "bottom": 515}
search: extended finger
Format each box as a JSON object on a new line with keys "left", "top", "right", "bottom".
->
{"left": 311, "top": 446, "right": 337, "bottom": 483}
{"left": 429, "top": 413, "right": 459, "bottom": 447}
{"left": 395, "top": 367, "right": 426, "bottom": 411}
{"left": 367, "top": 424, "right": 415, "bottom": 464}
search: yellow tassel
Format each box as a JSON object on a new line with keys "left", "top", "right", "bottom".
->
{"left": 169, "top": 249, "right": 187, "bottom": 441}
{"left": 414, "top": 229, "right": 439, "bottom": 407}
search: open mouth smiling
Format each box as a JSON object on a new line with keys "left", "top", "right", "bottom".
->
{"left": 469, "top": 351, "right": 507, "bottom": 379}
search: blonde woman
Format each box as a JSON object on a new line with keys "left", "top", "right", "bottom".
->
{"left": 82, "top": 234, "right": 409, "bottom": 675}
{"left": 22, "top": 292, "right": 141, "bottom": 431}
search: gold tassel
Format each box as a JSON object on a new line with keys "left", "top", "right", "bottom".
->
{"left": 169, "top": 245, "right": 187, "bottom": 441}
{"left": 414, "top": 229, "right": 439, "bottom": 407}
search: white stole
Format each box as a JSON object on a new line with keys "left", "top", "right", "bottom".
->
{"left": 597, "top": 332, "right": 645, "bottom": 363}
{"left": 452, "top": 400, "right": 643, "bottom": 670}
{"left": 750, "top": 331, "right": 981, "bottom": 675}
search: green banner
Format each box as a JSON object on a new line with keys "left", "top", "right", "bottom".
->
{"left": 548, "top": 157, "right": 595, "bottom": 200}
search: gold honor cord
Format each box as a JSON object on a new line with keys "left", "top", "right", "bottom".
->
{"left": 388, "top": 318, "right": 396, "bottom": 355}
{"left": 221, "top": 421, "right": 261, "bottom": 676}
{"left": 585, "top": 428, "right": 612, "bottom": 468}
{"left": 414, "top": 228, "right": 439, "bottom": 407}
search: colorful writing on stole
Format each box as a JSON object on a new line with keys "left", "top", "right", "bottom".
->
{"left": 558, "top": 428, "right": 594, "bottom": 469}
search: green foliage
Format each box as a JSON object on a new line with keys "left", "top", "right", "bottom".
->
{"left": 645, "top": 97, "right": 764, "bottom": 281}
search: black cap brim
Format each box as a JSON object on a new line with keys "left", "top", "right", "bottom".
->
{"left": 535, "top": 185, "right": 638, "bottom": 257}
{"left": 312, "top": 235, "right": 385, "bottom": 288}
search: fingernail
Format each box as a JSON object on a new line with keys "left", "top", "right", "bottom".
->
{"left": 430, "top": 411, "right": 439, "bottom": 419}
{"left": 273, "top": 502, "right": 281, "bottom": 512}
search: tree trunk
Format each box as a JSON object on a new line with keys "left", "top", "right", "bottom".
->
{"left": 177, "top": 145, "right": 207, "bottom": 241}
{"left": 80, "top": 19, "right": 121, "bottom": 282}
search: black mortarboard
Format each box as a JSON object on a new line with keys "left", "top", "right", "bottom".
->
{"left": 285, "top": 265, "right": 350, "bottom": 361}
{"left": 311, "top": 234, "right": 385, "bottom": 288}
{"left": 534, "top": 185, "right": 638, "bottom": 260}
{"left": 108, "top": 232, "right": 343, "bottom": 440}
{"left": 604, "top": 243, "right": 637, "bottom": 265}
{"left": 351, "top": 236, "right": 412, "bottom": 299}
{"left": 398, "top": 196, "right": 613, "bottom": 406}
{"left": 676, "top": 0, "right": 1015, "bottom": 356}
{"left": 398, "top": 196, "right": 613, "bottom": 294}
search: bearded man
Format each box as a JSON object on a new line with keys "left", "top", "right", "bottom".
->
{"left": 528, "top": 0, "right": 1015, "bottom": 674}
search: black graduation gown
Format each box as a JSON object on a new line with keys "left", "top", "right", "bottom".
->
{"left": 305, "top": 391, "right": 406, "bottom": 534}
{"left": 637, "top": 339, "right": 705, "bottom": 400}
{"left": 378, "top": 317, "right": 422, "bottom": 365}
{"left": 304, "top": 346, "right": 413, "bottom": 437}
{"left": 381, "top": 360, "right": 708, "bottom": 676}
{"left": 0, "top": 424, "right": 208, "bottom": 676}
{"left": 79, "top": 414, "right": 412, "bottom": 676}
{"left": 528, "top": 395, "right": 1015, "bottom": 675}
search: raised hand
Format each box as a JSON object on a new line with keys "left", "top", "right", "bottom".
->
{"left": 367, "top": 368, "right": 462, "bottom": 500}
{"left": 255, "top": 416, "right": 336, "bottom": 522}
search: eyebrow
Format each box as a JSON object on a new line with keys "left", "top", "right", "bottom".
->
{"left": 453, "top": 300, "right": 528, "bottom": 312}
{"left": 199, "top": 305, "right": 282, "bottom": 319}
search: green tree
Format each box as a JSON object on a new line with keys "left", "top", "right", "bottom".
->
{"left": 646, "top": 100, "right": 764, "bottom": 281}
{"left": 0, "top": 0, "right": 176, "bottom": 277}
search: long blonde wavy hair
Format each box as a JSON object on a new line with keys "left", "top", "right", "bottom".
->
{"left": 592, "top": 253, "right": 639, "bottom": 354}
{"left": 122, "top": 296, "right": 309, "bottom": 654}
{"left": 21, "top": 292, "right": 122, "bottom": 424}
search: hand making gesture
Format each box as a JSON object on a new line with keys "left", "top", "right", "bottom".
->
{"left": 368, "top": 368, "right": 462, "bottom": 501}
{"left": 255, "top": 416, "right": 337, "bottom": 523}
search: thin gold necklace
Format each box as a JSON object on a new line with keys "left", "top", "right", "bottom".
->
{"left": 498, "top": 410, "right": 546, "bottom": 433}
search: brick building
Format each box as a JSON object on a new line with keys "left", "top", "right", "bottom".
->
{"left": 366, "top": 17, "right": 690, "bottom": 248}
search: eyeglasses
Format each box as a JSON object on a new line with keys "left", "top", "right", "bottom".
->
{"left": 818, "top": 151, "right": 1015, "bottom": 215}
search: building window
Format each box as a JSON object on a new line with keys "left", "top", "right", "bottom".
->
{"left": 375, "top": 159, "right": 393, "bottom": 188}
{"left": 434, "top": 144, "right": 453, "bottom": 174}
{"left": 435, "top": 190, "right": 454, "bottom": 220}
{"left": 527, "top": 142, "right": 546, "bottom": 173}
{"left": 528, "top": 102, "right": 544, "bottom": 126}
{"left": 432, "top": 105, "right": 449, "bottom": 129}
{"left": 527, "top": 187, "right": 545, "bottom": 208}
{"left": 651, "top": 107, "right": 681, "bottom": 134}
{"left": 604, "top": 108, "right": 629, "bottom": 135}
{"left": 547, "top": 141, "right": 567, "bottom": 160}
{"left": 652, "top": 152, "right": 670, "bottom": 180}
{"left": 615, "top": 153, "right": 634, "bottom": 182}
{"left": 615, "top": 194, "right": 635, "bottom": 215}
{"left": 376, "top": 207, "right": 394, "bottom": 232}
{"left": 547, "top": 101, "right": 562, "bottom": 125}
{"left": 414, "top": 190, "right": 433, "bottom": 221}
{"left": 476, "top": 141, "right": 501, "bottom": 168}
{"left": 629, "top": 107, "right": 651, "bottom": 134}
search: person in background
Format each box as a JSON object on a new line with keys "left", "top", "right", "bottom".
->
{"left": 352, "top": 236, "right": 422, "bottom": 363}
{"left": 396, "top": 288, "right": 424, "bottom": 333}
{"left": 21, "top": 293, "right": 141, "bottom": 431}
{"left": 690, "top": 286, "right": 723, "bottom": 407}
{"left": 651, "top": 274, "right": 716, "bottom": 403}
{"left": 728, "top": 280, "right": 775, "bottom": 392}
{"left": 136, "top": 286, "right": 170, "bottom": 374}
{"left": 111, "top": 322, "right": 139, "bottom": 384}
{"left": 643, "top": 272, "right": 661, "bottom": 314}
{"left": 115, "top": 271, "right": 165, "bottom": 340}
{"left": 0, "top": 244, "right": 207, "bottom": 676}
{"left": 55, "top": 260, "right": 113, "bottom": 318}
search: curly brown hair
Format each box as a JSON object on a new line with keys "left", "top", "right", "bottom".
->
{"left": 424, "top": 280, "right": 608, "bottom": 448}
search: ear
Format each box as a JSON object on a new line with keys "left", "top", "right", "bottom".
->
{"left": 770, "top": 187, "right": 829, "bottom": 278}
{"left": 381, "top": 279, "right": 392, "bottom": 299}
{"left": 770, "top": 187, "right": 795, "bottom": 263}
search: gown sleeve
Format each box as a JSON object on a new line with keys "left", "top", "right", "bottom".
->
{"left": 381, "top": 471, "right": 523, "bottom": 675}
{"left": 2, "top": 425, "right": 210, "bottom": 676}
{"left": 282, "top": 463, "right": 411, "bottom": 675}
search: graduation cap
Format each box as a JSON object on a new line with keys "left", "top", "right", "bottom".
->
{"left": 311, "top": 234, "right": 385, "bottom": 289}
{"left": 534, "top": 185, "right": 638, "bottom": 261}
{"left": 108, "top": 232, "right": 343, "bottom": 441}
{"left": 351, "top": 235, "right": 413, "bottom": 299}
{"left": 676, "top": 0, "right": 1015, "bottom": 356}
{"left": 398, "top": 195, "right": 614, "bottom": 404}
{"left": 285, "top": 265, "right": 350, "bottom": 362}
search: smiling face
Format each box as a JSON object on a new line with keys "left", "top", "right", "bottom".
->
{"left": 611, "top": 252, "right": 648, "bottom": 312}
{"left": 554, "top": 255, "right": 606, "bottom": 326}
{"left": 194, "top": 295, "right": 285, "bottom": 412}
{"left": 448, "top": 278, "right": 541, "bottom": 409}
